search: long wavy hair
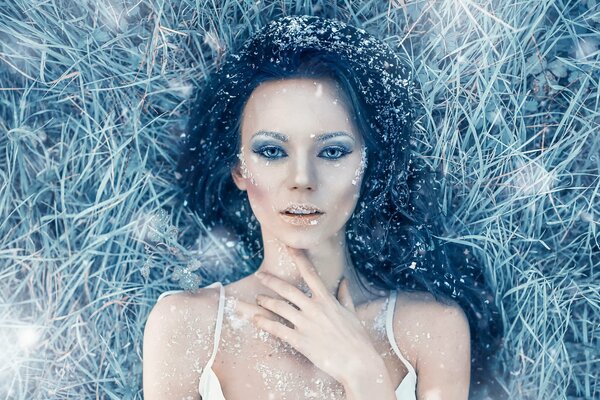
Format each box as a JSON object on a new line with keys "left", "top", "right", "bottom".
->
{"left": 177, "top": 14, "right": 503, "bottom": 391}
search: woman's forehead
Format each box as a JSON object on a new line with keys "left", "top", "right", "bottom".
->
{"left": 241, "top": 78, "right": 361, "bottom": 143}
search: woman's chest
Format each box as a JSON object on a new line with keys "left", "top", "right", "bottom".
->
{"left": 209, "top": 299, "right": 408, "bottom": 400}
{"left": 215, "top": 355, "right": 346, "bottom": 399}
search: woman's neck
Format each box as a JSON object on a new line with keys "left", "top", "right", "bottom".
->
{"left": 255, "top": 232, "right": 356, "bottom": 297}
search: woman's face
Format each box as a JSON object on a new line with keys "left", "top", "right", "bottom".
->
{"left": 231, "top": 77, "right": 367, "bottom": 248}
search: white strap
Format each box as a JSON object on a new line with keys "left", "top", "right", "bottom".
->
{"left": 205, "top": 281, "right": 225, "bottom": 370}
{"left": 156, "top": 289, "right": 184, "bottom": 302}
{"left": 386, "top": 290, "right": 416, "bottom": 376}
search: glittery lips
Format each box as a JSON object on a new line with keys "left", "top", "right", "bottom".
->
{"left": 279, "top": 213, "right": 324, "bottom": 226}
{"left": 280, "top": 203, "right": 324, "bottom": 226}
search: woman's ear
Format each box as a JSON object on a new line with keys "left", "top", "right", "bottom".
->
{"left": 231, "top": 163, "right": 247, "bottom": 191}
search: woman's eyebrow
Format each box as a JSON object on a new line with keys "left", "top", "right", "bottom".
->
{"left": 251, "top": 130, "right": 355, "bottom": 143}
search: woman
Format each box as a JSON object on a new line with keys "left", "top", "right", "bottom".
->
{"left": 143, "top": 15, "right": 502, "bottom": 400}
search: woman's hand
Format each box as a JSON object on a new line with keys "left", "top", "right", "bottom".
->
{"left": 251, "top": 245, "right": 384, "bottom": 385}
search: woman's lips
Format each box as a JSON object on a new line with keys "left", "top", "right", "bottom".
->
{"left": 279, "top": 212, "right": 324, "bottom": 226}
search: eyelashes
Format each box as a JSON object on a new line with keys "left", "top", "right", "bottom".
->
{"left": 251, "top": 145, "right": 352, "bottom": 161}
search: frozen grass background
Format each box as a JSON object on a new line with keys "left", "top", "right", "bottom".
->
{"left": 0, "top": 0, "right": 598, "bottom": 398}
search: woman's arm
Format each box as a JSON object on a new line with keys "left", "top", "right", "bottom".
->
{"left": 403, "top": 298, "right": 471, "bottom": 400}
{"left": 143, "top": 292, "right": 215, "bottom": 400}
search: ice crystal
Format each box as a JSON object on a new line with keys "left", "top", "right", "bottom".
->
{"left": 351, "top": 146, "right": 368, "bottom": 185}
{"left": 223, "top": 295, "right": 249, "bottom": 331}
{"left": 237, "top": 145, "right": 257, "bottom": 185}
{"left": 172, "top": 263, "right": 202, "bottom": 290}
{"left": 142, "top": 208, "right": 179, "bottom": 243}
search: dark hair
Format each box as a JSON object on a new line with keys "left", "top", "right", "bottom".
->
{"left": 177, "top": 15, "right": 503, "bottom": 391}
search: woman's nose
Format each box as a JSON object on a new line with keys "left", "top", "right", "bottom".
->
{"left": 288, "top": 155, "right": 316, "bottom": 190}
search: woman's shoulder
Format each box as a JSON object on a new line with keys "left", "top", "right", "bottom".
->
{"left": 143, "top": 285, "right": 223, "bottom": 399}
{"left": 360, "top": 288, "right": 465, "bottom": 329}
{"left": 361, "top": 286, "right": 456, "bottom": 309}
{"left": 391, "top": 289, "right": 471, "bottom": 370}
{"left": 149, "top": 283, "right": 224, "bottom": 323}
{"left": 145, "top": 284, "right": 224, "bottom": 349}
{"left": 391, "top": 288, "right": 464, "bottom": 313}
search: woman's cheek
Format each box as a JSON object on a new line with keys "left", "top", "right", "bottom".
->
{"left": 339, "top": 154, "right": 366, "bottom": 217}
{"left": 341, "top": 181, "right": 362, "bottom": 218}
{"left": 244, "top": 183, "right": 271, "bottom": 226}
{"left": 244, "top": 165, "right": 280, "bottom": 220}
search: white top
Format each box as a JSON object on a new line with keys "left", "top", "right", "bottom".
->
{"left": 157, "top": 281, "right": 417, "bottom": 399}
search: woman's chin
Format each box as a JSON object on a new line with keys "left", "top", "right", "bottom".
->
{"left": 283, "top": 238, "right": 319, "bottom": 250}
{"left": 277, "top": 232, "right": 324, "bottom": 250}
{"left": 271, "top": 220, "right": 346, "bottom": 250}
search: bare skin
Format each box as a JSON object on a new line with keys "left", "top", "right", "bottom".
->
{"left": 143, "top": 78, "right": 471, "bottom": 399}
{"left": 144, "top": 275, "right": 417, "bottom": 399}
{"left": 143, "top": 273, "right": 469, "bottom": 400}
{"left": 209, "top": 275, "right": 412, "bottom": 400}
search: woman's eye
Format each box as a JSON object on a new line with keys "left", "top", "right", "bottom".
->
{"left": 252, "top": 146, "right": 350, "bottom": 160}
{"left": 253, "top": 146, "right": 286, "bottom": 159}
{"left": 319, "top": 147, "right": 350, "bottom": 160}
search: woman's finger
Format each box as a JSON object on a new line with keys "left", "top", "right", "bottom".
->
{"left": 254, "top": 271, "right": 313, "bottom": 310}
{"left": 256, "top": 294, "right": 305, "bottom": 328}
{"left": 252, "top": 314, "right": 305, "bottom": 351}
{"left": 285, "top": 245, "right": 332, "bottom": 300}
{"left": 233, "top": 298, "right": 285, "bottom": 324}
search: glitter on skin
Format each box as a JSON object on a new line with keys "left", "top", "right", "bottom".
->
{"left": 276, "top": 242, "right": 311, "bottom": 296}
{"left": 220, "top": 292, "right": 353, "bottom": 399}
{"left": 236, "top": 145, "right": 257, "bottom": 185}
{"left": 371, "top": 296, "right": 389, "bottom": 338}
{"left": 218, "top": 285, "right": 392, "bottom": 399}
{"left": 352, "top": 146, "right": 368, "bottom": 186}
{"left": 217, "top": 273, "right": 402, "bottom": 399}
